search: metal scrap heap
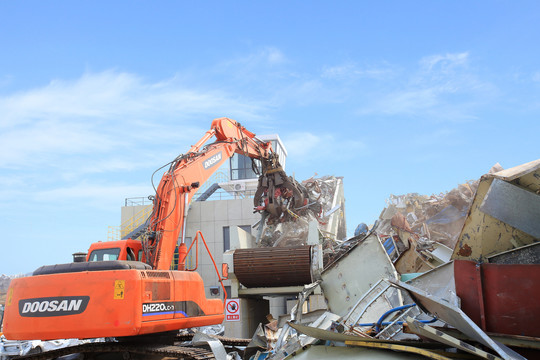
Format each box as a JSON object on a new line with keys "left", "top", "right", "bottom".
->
{"left": 246, "top": 159, "right": 540, "bottom": 360}
{"left": 257, "top": 175, "right": 347, "bottom": 248}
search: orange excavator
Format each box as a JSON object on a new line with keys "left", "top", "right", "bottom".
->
{"left": 2, "top": 118, "right": 303, "bottom": 341}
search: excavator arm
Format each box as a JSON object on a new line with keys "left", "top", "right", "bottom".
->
{"left": 144, "top": 117, "right": 303, "bottom": 270}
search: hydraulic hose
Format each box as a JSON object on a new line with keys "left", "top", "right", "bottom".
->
{"left": 375, "top": 304, "right": 416, "bottom": 332}
{"left": 355, "top": 304, "right": 437, "bottom": 333}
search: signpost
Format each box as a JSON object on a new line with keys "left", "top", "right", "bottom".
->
{"left": 225, "top": 298, "right": 240, "bottom": 321}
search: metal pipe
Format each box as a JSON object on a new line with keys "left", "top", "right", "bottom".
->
{"left": 177, "top": 194, "right": 190, "bottom": 271}
{"left": 181, "top": 195, "right": 189, "bottom": 245}
{"left": 188, "top": 129, "right": 216, "bottom": 153}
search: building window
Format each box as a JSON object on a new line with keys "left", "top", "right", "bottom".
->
{"left": 225, "top": 286, "right": 231, "bottom": 299}
{"left": 230, "top": 154, "right": 260, "bottom": 180}
{"left": 223, "top": 226, "right": 230, "bottom": 252}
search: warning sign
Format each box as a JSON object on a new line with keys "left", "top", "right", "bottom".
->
{"left": 225, "top": 299, "right": 240, "bottom": 321}
{"left": 114, "top": 280, "right": 125, "bottom": 299}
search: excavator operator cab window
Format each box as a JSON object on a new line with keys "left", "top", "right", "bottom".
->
{"left": 88, "top": 248, "right": 121, "bottom": 261}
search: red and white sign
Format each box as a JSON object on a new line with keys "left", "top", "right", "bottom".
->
{"left": 225, "top": 299, "right": 240, "bottom": 321}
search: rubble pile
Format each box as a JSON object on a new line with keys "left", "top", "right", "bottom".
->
{"left": 0, "top": 274, "right": 24, "bottom": 306}
{"left": 3, "top": 159, "right": 539, "bottom": 360}
{"left": 244, "top": 159, "right": 540, "bottom": 360}
{"left": 377, "top": 180, "right": 479, "bottom": 249}
{"left": 258, "top": 217, "right": 311, "bottom": 247}
{"left": 258, "top": 176, "right": 345, "bottom": 248}
{"left": 0, "top": 275, "right": 13, "bottom": 300}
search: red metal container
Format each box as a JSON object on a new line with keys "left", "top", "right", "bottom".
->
{"left": 454, "top": 259, "right": 540, "bottom": 337}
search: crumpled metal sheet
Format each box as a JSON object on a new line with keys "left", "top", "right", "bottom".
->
{"left": 377, "top": 180, "right": 479, "bottom": 250}
{"left": 390, "top": 280, "right": 526, "bottom": 360}
{"left": 0, "top": 336, "right": 98, "bottom": 359}
{"left": 320, "top": 234, "right": 400, "bottom": 318}
{"left": 480, "top": 178, "right": 540, "bottom": 239}
{"left": 192, "top": 331, "right": 227, "bottom": 360}
{"left": 257, "top": 176, "right": 346, "bottom": 248}
{"left": 452, "top": 160, "right": 540, "bottom": 262}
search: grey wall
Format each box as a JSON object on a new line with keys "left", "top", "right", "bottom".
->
{"left": 185, "top": 198, "right": 261, "bottom": 299}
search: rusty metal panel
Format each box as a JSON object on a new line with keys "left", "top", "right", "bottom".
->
{"left": 480, "top": 178, "right": 540, "bottom": 239}
{"left": 452, "top": 160, "right": 540, "bottom": 262}
{"left": 454, "top": 260, "right": 540, "bottom": 338}
{"left": 233, "top": 246, "right": 312, "bottom": 288}
{"left": 452, "top": 178, "right": 537, "bottom": 262}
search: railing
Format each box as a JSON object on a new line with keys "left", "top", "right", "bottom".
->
{"left": 125, "top": 197, "right": 151, "bottom": 206}
{"left": 186, "top": 231, "right": 228, "bottom": 311}
{"left": 193, "top": 188, "right": 257, "bottom": 201}
{"left": 107, "top": 200, "right": 152, "bottom": 241}
{"left": 107, "top": 226, "right": 121, "bottom": 241}
{"left": 120, "top": 205, "right": 153, "bottom": 239}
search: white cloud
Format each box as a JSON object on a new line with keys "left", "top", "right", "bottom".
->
{"left": 0, "top": 70, "right": 270, "bottom": 169}
{"left": 420, "top": 52, "right": 469, "bottom": 73}
{"left": 223, "top": 47, "right": 287, "bottom": 68}
{"left": 0, "top": 66, "right": 280, "bottom": 217}
{"left": 359, "top": 51, "right": 494, "bottom": 121}
{"left": 322, "top": 62, "right": 393, "bottom": 80}
{"left": 266, "top": 48, "right": 286, "bottom": 64}
{"left": 283, "top": 132, "right": 366, "bottom": 163}
{"left": 35, "top": 182, "right": 153, "bottom": 207}
{"left": 0, "top": 70, "right": 268, "bottom": 129}
{"left": 0, "top": 120, "right": 117, "bottom": 167}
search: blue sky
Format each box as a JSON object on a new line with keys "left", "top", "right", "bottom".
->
{"left": 1, "top": 1, "right": 539, "bottom": 275}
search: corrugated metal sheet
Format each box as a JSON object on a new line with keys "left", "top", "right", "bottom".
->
{"left": 233, "top": 246, "right": 312, "bottom": 288}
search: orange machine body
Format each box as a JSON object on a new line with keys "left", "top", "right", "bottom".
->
{"left": 4, "top": 268, "right": 223, "bottom": 340}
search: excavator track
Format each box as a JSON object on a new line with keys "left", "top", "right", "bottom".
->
{"left": 13, "top": 335, "right": 250, "bottom": 360}
{"left": 214, "top": 335, "right": 251, "bottom": 347}
{"left": 12, "top": 342, "right": 216, "bottom": 360}
{"left": 176, "top": 333, "right": 251, "bottom": 347}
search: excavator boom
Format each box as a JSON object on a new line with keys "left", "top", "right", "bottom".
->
{"left": 145, "top": 118, "right": 276, "bottom": 271}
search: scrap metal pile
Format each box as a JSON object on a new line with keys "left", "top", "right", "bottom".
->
{"left": 3, "top": 160, "right": 538, "bottom": 360}
{"left": 257, "top": 175, "right": 347, "bottom": 248}
{"left": 245, "top": 159, "right": 540, "bottom": 360}
{"left": 376, "top": 180, "right": 480, "bottom": 249}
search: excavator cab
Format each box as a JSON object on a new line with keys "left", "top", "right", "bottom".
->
{"left": 86, "top": 239, "right": 144, "bottom": 262}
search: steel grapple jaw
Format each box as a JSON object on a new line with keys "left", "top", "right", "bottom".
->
{"left": 254, "top": 154, "right": 307, "bottom": 224}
